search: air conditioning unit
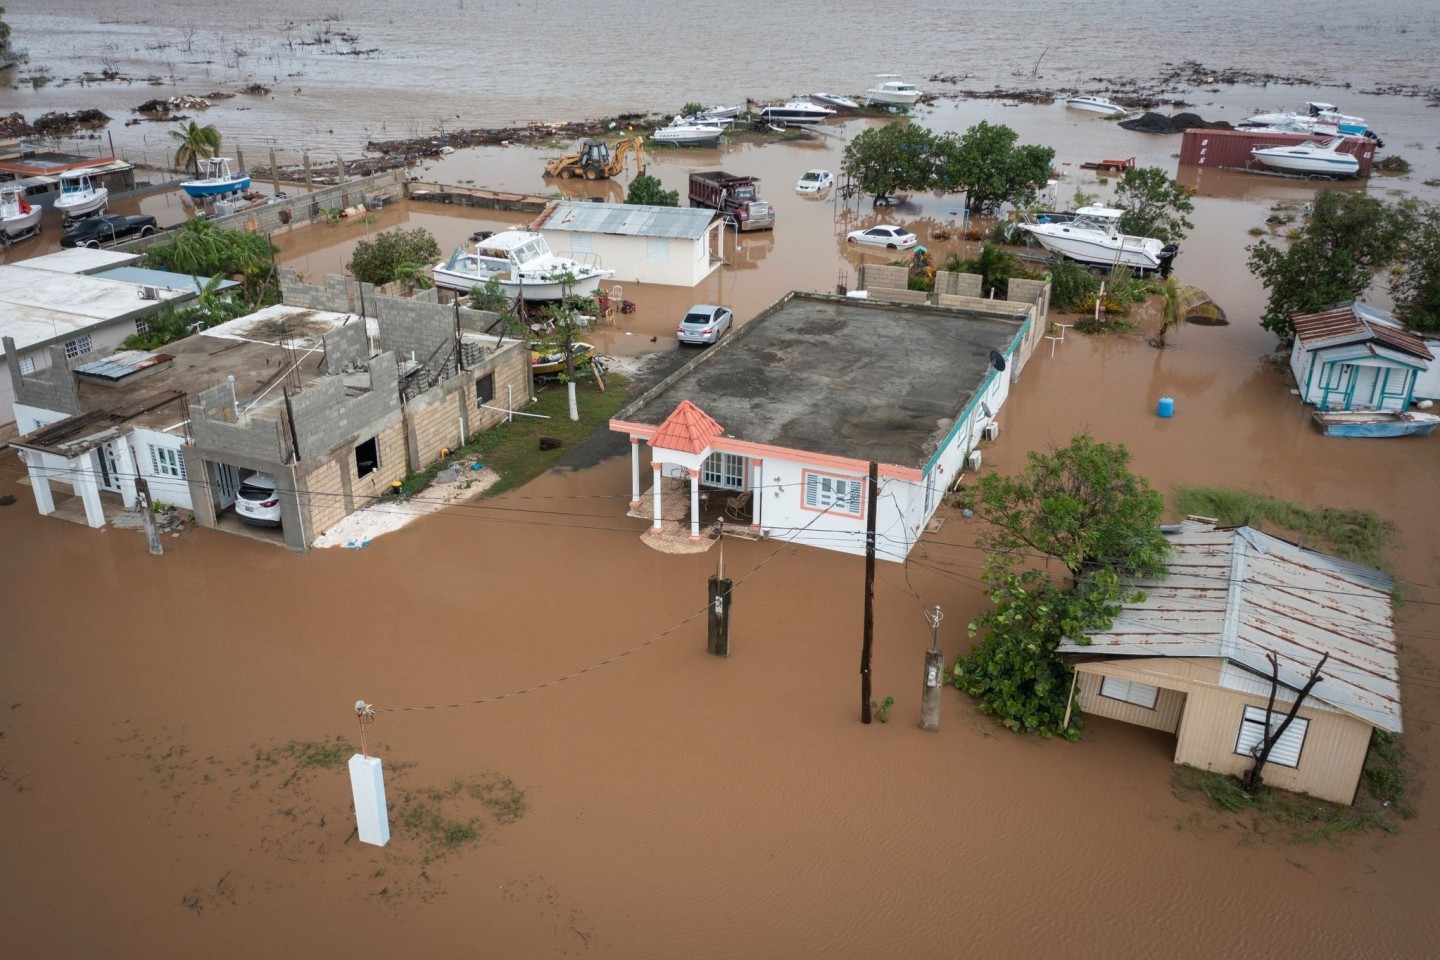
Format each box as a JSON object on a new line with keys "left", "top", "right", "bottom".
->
{"left": 966, "top": 449, "right": 983, "bottom": 471}
{"left": 137, "top": 285, "right": 161, "bottom": 301}
{"left": 982, "top": 421, "right": 1000, "bottom": 442}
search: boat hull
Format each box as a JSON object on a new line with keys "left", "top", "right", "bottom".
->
{"left": 865, "top": 91, "right": 919, "bottom": 107}
{"left": 433, "top": 266, "right": 607, "bottom": 301}
{"left": 1250, "top": 149, "right": 1358, "bottom": 178}
{"left": 1312, "top": 411, "right": 1440, "bottom": 437}
{"left": 55, "top": 188, "right": 108, "bottom": 218}
{"left": 2, "top": 207, "right": 41, "bottom": 237}
{"left": 759, "top": 108, "right": 833, "bottom": 126}
{"left": 653, "top": 128, "right": 723, "bottom": 147}
{"left": 1067, "top": 97, "right": 1125, "bottom": 116}
{"left": 181, "top": 176, "right": 252, "bottom": 198}
{"left": 1020, "top": 223, "right": 1178, "bottom": 273}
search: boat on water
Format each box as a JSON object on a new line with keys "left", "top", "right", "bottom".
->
{"left": 1066, "top": 95, "right": 1126, "bottom": 116}
{"left": 53, "top": 171, "right": 108, "bottom": 220}
{"left": 180, "top": 157, "right": 252, "bottom": 199}
{"left": 1250, "top": 137, "right": 1360, "bottom": 178}
{"left": 0, "top": 184, "right": 41, "bottom": 244}
{"left": 758, "top": 100, "right": 836, "bottom": 126}
{"left": 1312, "top": 410, "right": 1440, "bottom": 438}
{"left": 653, "top": 117, "right": 726, "bottom": 147}
{"left": 864, "top": 75, "right": 920, "bottom": 107}
{"left": 1019, "top": 206, "right": 1179, "bottom": 275}
{"left": 432, "top": 229, "right": 612, "bottom": 300}
{"left": 810, "top": 92, "right": 860, "bottom": 110}
{"left": 1238, "top": 101, "right": 1381, "bottom": 143}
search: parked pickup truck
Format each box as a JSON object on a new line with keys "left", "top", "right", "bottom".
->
{"left": 60, "top": 213, "right": 158, "bottom": 248}
{"left": 688, "top": 171, "right": 775, "bottom": 232}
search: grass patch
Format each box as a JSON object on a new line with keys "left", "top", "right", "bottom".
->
{"left": 392, "top": 772, "right": 529, "bottom": 864}
{"left": 1172, "top": 485, "right": 1396, "bottom": 569}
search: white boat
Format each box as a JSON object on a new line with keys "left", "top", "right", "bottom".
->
{"left": 1238, "top": 101, "right": 1382, "bottom": 145}
{"left": 758, "top": 100, "right": 836, "bottom": 126}
{"left": 1066, "top": 95, "right": 1127, "bottom": 116}
{"left": 697, "top": 105, "right": 740, "bottom": 121}
{"left": 1019, "top": 207, "right": 1179, "bottom": 275}
{"left": 432, "top": 229, "right": 612, "bottom": 300}
{"left": 180, "top": 157, "right": 252, "bottom": 199}
{"left": 0, "top": 184, "right": 42, "bottom": 243}
{"left": 653, "top": 117, "right": 725, "bottom": 147}
{"left": 1250, "top": 137, "right": 1360, "bottom": 178}
{"left": 864, "top": 75, "right": 921, "bottom": 107}
{"left": 53, "top": 171, "right": 108, "bottom": 220}
{"left": 810, "top": 92, "right": 860, "bottom": 110}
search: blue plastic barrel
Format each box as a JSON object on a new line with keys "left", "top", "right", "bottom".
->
{"left": 1157, "top": 397, "right": 1175, "bottom": 418}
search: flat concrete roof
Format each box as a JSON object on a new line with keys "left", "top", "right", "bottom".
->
{"left": 0, "top": 265, "right": 191, "bottom": 354}
{"left": 18, "top": 248, "right": 143, "bottom": 275}
{"left": 617, "top": 293, "right": 1025, "bottom": 469}
{"left": 95, "top": 266, "right": 241, "bottom": 295}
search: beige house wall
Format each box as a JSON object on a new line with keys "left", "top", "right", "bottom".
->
{"left": 301, "top": 459, "right": 349, "bottom": 538}
{"left": 1075, "top": 669, "right": 1186, "bottom": 733}
{"left": 1075, "top": 658, "right": 1374, "bottom": 805}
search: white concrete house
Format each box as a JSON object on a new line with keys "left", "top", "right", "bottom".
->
{"left": 536, "top": 200, "right": 722, "bottom": 288}
{"left": 1289, "top": 302, "right": 1435, "bottom": 411}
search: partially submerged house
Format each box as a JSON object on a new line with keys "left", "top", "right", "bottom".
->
{"left": 609, "top": 285, "right": 1048, "bottom": 559}
{"left": 1290, "top": 302, "right": 1435, "bottom": 410}
{"left": 535, "top": 200, "right": 723, "bottom": 287}
{"left": 1058, "top": 520, "right": 1402, "bottom": 805}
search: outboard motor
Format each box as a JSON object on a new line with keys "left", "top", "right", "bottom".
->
{"left": 1158, "top": 243, "right": 1180, "bottom": 278}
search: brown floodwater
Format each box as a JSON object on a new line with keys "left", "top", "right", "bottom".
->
{"left": 6, "top": 49, "right": 1440, "bottom": 960}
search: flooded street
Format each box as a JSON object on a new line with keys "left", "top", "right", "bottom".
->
{"left": 6, "top": 1, "right": 1440, "bottom": 955}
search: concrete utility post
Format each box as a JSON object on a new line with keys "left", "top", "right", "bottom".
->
{"left": 920, "top": 605, "right": 943, "bottom": 732}
{"left": 136, "top": 478, "right": 163, "bottom": 557}
{"left": 707, "top": 520, "right": 732, "bottom": 656}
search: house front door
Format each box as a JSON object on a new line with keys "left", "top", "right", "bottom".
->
{"left": 95, "top": 443, "right": 122, "bottom": 493}
{"left": 214, "top": 462, "right": 240, "bottom": 510}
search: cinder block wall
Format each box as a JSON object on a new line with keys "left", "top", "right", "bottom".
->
{"left": 402, "top": 339, "right": 531, "bottom": 470}
{"left": 375, "top": 295, "right": 457, "bottom": 373}
{"left": 6, "top": 342, "right": 82, "bottom": 417}
{"left": 189, "top": 383, "right": 290, "bottom": 463}
{"left": 299, "top": 458, "right": 349, "bottom": 537}
{"left": 288, "top": 353, "right": 400, "bottom": 459}
{"left": 935, "top": 271, "right": 983, "bottom": 298}
{"left": 322, "top": 321, "right": 370, "bottom": 375}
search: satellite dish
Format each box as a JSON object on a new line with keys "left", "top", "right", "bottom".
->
{"left": 989, "top": 349, "right": 1006, "bottom": 372}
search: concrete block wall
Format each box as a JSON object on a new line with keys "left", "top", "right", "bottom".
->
{"left": 322, "top": 321, "right": 370, "bottom": 376}
{"left": 5, "top": 341, "right": 81, "bottom": 418}
{"left": 935, "top": 271, "right": 983, "bottom": 299}
{"left": 298, "top": 458, "right": 349, "bottom": 538}
{"left": 189, "top": 383, "right": 290, "bottom": 464}
{"left": 277, "top": 269, "right": 378, "bottom": 315}
{"left": 375, "top": 294, "right": 458, "bottom": 372}
{"left": 402, "top": 338, "right": 531, "bottom": 471}
{"left": 471, "top": 341, "right": 532, "bottom": 429}
{"left": 288, "top": 352, "right": 401, "bottom": 459}
{"left": 859, "top": 263, "right": 910, "bottom": 292}
{"left": 866, "top": 288, "right": 929, "bottom": 305}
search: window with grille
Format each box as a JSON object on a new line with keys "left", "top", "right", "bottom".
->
{"left": 135, "top": 318, "right": 151, "bottom": 335}
{"left": 149, "top": 444, "right": 187, "bottom": 480}
{"left": 702, "top": 452, "right": 745, "bottom": 490}
{"left": 64, "top": 335, "right": 93, "bottom": 359}
{"left": 18, "top": 356, "right": 36, "bottom": 375}
{"left": 803, "top": 470, "right": 863, "bottom": 518}
{"left": 1235, "top": 705, "right": 1309, "bottom": 768}
{"left": 1099, "top": 676, "right": 1160, "bottom": 710}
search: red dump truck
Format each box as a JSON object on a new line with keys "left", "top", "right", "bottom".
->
{"left": 688, "top": 171, "right": 775, "bottom": 232}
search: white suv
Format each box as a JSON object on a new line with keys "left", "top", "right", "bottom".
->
{"left": 235, "top": 472, "right": 282, "bottom": 526}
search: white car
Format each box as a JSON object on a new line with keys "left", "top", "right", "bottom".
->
{"left": 795, "top": 169, "right": 834, "bottom": 194}
{"left": 235, "top": 471, "right": 282, "bottom": 527}
{"left": 846, "top": 224, "right": 918, "bottom": 249}
{"left": 677, "top": 304, "right": 733, "bottom": 346}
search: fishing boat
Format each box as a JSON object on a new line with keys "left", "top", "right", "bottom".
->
{"left": 1312, "top": 410, "right": 1440, "bottom": 438}
{"left": 1066, "top": 95, "right": 1127, "bottom": 116}
{"left": 530, "top": 342, "right": 595, "bottom": 378}
{"left": 758, "top": 100, "right": 836, "bottom": 126}
{"left": 0, "top": 184, "right": 41, "bottom": 244}
{"left": 1019, "top": 207, "right": 1179, "bottom": 275}
{"left": 180, "top": 157, "right": 252, "bottom": 198}
{"left": 1250, "top": 137, "right": 1360, "bottom": 178}
{"left": 652, "top": 117, "right": 725, "bottom": 147}
{"left": 810, "top": 92, "right": 860, "bottom": 110}
{"left": 864, "top": 75, "right": 921, "bottom": 107}
{"left": 432, "top": 229, "right": 612, "bottom": 300}
{"left": 53, "top": 171, "right": 108, "bottom": 220}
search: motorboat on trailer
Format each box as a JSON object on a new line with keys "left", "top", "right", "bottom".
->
{"left": 53, "top": 171, "right": 108, "bottom": 220}
{"left": 1019, "top": 206, "right": 1179, "bottom": 275}
{"left": 652, "top": 117, "right": 725, "bottom": 147}
{"left": 864, "top": 75, "right": 921, "bottom": 107}
{"left": 432, "top": 229, "right": 612, "bottom": 301}
{"left": 180, "top": 157, "right": 252, "bottom": 199}
{"left": 1250, "top": 137, "right": 1360, "bottom": 178}
{"left": 1066, "top": 95, "right": 1127, "bottom": 116}
{"left": 810, "top": 92, "right": 860, "bottom": 110}
{"left": 758, "top": 100, "right": 836, "bottom": 126}
{"left": 1, "top": 185, "right": 42, "bottom": 244}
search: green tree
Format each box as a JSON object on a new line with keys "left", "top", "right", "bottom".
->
{"left": 932, "top": 121, "right": 1054, "bottom": 216}
{"left": 1112, "top": 166, "right": 1194, "bottom": 243}
{"left": 840, "top": 121, "right": 938, "bottom": 202}
{"left": 1247, "top": 190, "right": 1408, "bottom": 344}
{"left": 143, "top": 218, "right": 277, "bottom": 306}
{"left": 393, "top": 261, "right": 434, "bottom": 293}
{"left": 626, "top": 173, "right": 679, "bottom": 207}
{"left": 952, "top": 242, "right": 1023, "bottom": 299}
{"left": 958, "top": 434, "right": 1170, "bottom": 580}
{"left": 169, "top": 120, "right": 222, "bottom": 176}
{"left": 122, "top": 275, "right": 248, "bottom": 349}
{"left": 1390, "top": 200, "right": 1440, "bottom": 333}
{"left": 1046, "top": 257, "right": 1101, "bottom": 311}
{"left": 347, "top": 227, "right": 442, "bottom": 286}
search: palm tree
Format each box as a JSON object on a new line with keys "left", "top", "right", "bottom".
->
{"left": 170, "top": 120, "right": 222, "bottom": 176}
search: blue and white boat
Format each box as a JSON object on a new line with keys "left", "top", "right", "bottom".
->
{"left": 1312, "top": 410, "right": 1440, "bottom": 438}
{"left": 180, "top": 157, "right": 251, "bottom": 199}
{"left": 1250, "top": 137, "right": 1359, "bottom": 178}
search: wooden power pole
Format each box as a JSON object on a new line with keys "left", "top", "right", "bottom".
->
{"left": 860, "top": 461, "right": 879, "bottom": 723}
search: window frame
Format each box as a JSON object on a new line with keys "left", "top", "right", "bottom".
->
{"left": 64, "top": 335, "right": 93, "bottom": 360}
{"left": 18, "top": 355, "right": 36, "bottom": 375}
{"left": 148, "top": 443, "right": 188, "bottom": 480}
{"left": 801, "top": 469, "right": 864, "bottom": 519}
{"left": 1099, "top": 676, "right": 1160, "bottom": 710}
{"left": 1234, "top": 705, "right": 1309, "bottom": 769}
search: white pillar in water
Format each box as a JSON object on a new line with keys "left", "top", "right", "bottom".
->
{"left": 630, "top": 438, "right": 642, "bottom": 507}
{"left": 349, "top": 754, "right": 390, "bottom": 846}
{"left": 688, "top": 467, "right": 701, "bottom": 541}
{"left": 651, "top": 462, "right": 664, "bottom": 530}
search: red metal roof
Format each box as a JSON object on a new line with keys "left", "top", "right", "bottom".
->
{"left": 1291, "top": 305, "right": 1432, "bottom": 360}
{"left": 650, "top": 399, "right": 723, "bottom": 453}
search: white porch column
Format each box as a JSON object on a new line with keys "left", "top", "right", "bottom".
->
{"left": 688, "top": 467, "right": 701, "bottom": 541}
{"left": 28, "top": 457, "right": 55, "bottom": 516}
{"left": 117, "top": 438, "right": 140, "bottom": 509}
{"left": 751, "top": 458, "right": 763, "bottom": 531}
{"left": 630, "top": 438, "right": 643, "bottom": 507}
{"left": 651, "top": 462, "right": 664, "bottom": 530}
{"left": 74, "top": 456, "right": 106, "bottom": 528}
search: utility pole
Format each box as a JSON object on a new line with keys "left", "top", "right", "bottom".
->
{"left": 136, "top": 478, "right": 163, "bottom": 556}
{"left": 860, "top": 461, "right": 878, "bottom": 723}
{"left": 1244, "top": 651, "right": 1329, "bottom": 793}
{"left": 707, "top": 519, "right": 732, "bottom": 657}
{"left": 920, "top": 605, "right": 943, "bottom": 731}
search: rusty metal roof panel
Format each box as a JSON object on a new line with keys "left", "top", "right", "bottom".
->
{"left": 74, "top": 349, "right": 174, "bottom": 381}
{"left": 1291, "top": 303, "right": 1432, "bottom": 361}
{"left": 1060, "top": 524, "right": 1401, "bottom": 732}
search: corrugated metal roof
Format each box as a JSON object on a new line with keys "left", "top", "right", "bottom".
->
{"left": 1291, "top": 303, "right": 1432, "bottom": 361}
{"left": 94, "top": 267, "right": 241, "bottom": 294}
{"left": 74, "top": 349, "right": 174, "bottom": 381}
{"left": 543, "top": 200, "right": 716, "bottom": 240}
{"left": 1059, "top": 525, "right": 1402, "bottom": 732}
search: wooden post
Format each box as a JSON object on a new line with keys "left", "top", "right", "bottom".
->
{"left": 860, "top": 461, "right": 879, "bottom": 723}
{"left": 302, "top": 149, "right": 313, "bottom": 188}
{"left": 707, "top": 575, "right": 732, "bottom": 657}
{"left": 236, "top": 147, "right": 246, "bottom": 175}
{"left": 269, "top": 146, "right": 280, "bottom": 194}
{"left": 920, "top": 605, "right": 943, "bottom": 732}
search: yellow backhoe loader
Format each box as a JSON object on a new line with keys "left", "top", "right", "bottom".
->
{"left": 543, "top": 136, "right": 645, "bottom": 180}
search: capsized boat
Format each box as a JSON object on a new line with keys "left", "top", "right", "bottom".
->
{"left": 758, "top": 100, "right": 836, "bottom": 126}
{"left": 53, "top": 171, "right": 108, "bottom": 220}
{"left": 1250, "top": 137, "right": 1359, "bottom": 178}
{"left": 432, "top": 229, "right": 612, "bottom": 300}
{"left": 652, "top": 117, "right": 725, "bottom": 146}
{"left": 530, "top": 341, "right": 595, "bottom": 378}
{"left": 1019, "top": 207, "right": 1179, "bottom": 275}
{"left": 1066, "top": 95, "right": 1127, "bottom": 116}
{"left": 0, "top": 184, "right": 41, "bottom": 243}
{"left": 180, "top": 157, "right": 252, "bottom": 198}
{"left": 864, "top": 75, "right": 921, "bottom": 107}
{"left": 1312, "top": 410, "right": 1440, "bottom": 438}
